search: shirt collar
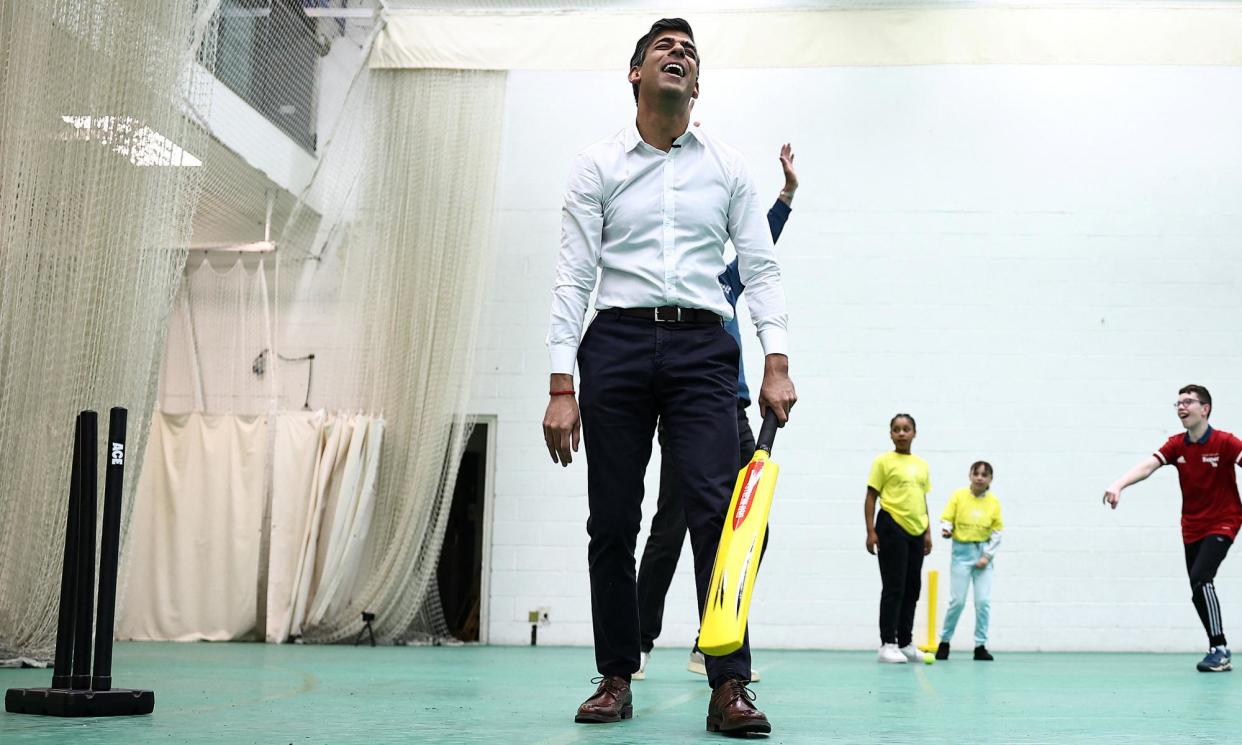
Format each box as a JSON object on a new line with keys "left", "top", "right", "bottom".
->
{"left": 679, "top": 125, "right": 705, "bottom": 147}
{"left": 1185, "top": 426, "right": 1214, "bottom": 445}
{"left": 623, "top": 120, "right": 703, "bottom": 153}
{"left": 622, "top": 122, "right": 642, "bottom": 151}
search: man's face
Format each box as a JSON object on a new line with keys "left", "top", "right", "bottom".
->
{"left": 1176, "top": 393, "right": 1210, "bottom": 430}
{"left": 628, "top": 30, "right": 699, "bottom": 105}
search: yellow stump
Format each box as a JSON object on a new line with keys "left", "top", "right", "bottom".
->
{"left": 917, "top": 569, "right": 939, "bottom": 652}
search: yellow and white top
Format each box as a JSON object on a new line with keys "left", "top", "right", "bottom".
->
{"left": 868, "top": 452, "right": 931, "bottom": 536}
{"left": 940, "top": 487, "right": 1004, "bottom": 545}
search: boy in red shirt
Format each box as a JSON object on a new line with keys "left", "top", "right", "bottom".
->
{"left": 1105, "top": 384, "right": 1242, "bottom": 672}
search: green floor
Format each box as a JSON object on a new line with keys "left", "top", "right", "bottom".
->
{"left": 0, "top": 643, "right": 1234, "bottom": 743}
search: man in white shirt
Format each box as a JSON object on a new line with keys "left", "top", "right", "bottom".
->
{"left": 541, "top": 18, "right": 797, "bottom": 736}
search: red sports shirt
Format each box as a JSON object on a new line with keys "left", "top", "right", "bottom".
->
{"left": 1155, "top": 427, "right": 1242, "bottom": 543}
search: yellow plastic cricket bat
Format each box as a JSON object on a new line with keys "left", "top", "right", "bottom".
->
{"left": 699, "top": 410, "right": 782, "bottom": 656}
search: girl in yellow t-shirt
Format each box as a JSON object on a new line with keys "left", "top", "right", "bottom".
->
{"left": 935, "top": 461, "right": 1003, "bottom": 661}
{"left": 864, "top": 413, "right": 932, "bottom": 664}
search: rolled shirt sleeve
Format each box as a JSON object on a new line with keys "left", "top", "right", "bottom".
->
{"left": 727, "top": 156, "right": 788, "bottom": 357}
{"left": 547, "top": 154, "right": 604, "bottom": 374}
{"left": 985, "top": 500, "right": 1004, "bottom": 555}
{"left": 984, "top": 530, "right": 1003, "bottom": 557}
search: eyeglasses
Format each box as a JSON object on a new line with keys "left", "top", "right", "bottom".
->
{"left": 1174, "top": 399, "right": 1203, "bottom": 409}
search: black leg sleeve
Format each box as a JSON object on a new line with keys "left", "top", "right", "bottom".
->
{"left": 1187, "top": 535, "right": 1233, "bottom": 648}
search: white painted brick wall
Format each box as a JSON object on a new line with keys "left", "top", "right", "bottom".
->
{"left": 472, "top": 66, "right": 1242, "bottom": 652}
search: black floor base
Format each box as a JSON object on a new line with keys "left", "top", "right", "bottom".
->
{"left": 5, "top": 686, "right": 154, "bottom": 717}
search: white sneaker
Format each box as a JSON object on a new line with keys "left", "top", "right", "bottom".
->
{"left": 687, "top": 649, "right": 706, "bottom": 675}
{"left": 899, "top": 644, "right": 922, "bottom": 663}
{"left": 686, "top": 649, "right": 762, "bottom": 681}
{"left": 633, "top": 650, "right": 649, "bottom": 681}
{"left": 877, "top": 643, "right": 907, "bottom": 663}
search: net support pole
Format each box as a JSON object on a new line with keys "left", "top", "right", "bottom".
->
{"left": 70, "top": 411, "right": 98, "bottom": 690}
{"left": 920, "top": 569, "right": 939, "bottom": 652}
{"left": 50, "top": 413, "right": 86, "bottom": 689}
{"left": 92, "top": 408, "right": 127, "bottom": 692}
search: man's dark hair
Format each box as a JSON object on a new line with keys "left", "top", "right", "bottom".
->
{"left": 629, "top": 18, "right": 696, "bottom": 104}
{"left": 1180, "top": 384, "right": 1213, "bottom": 418}
{"left": 970, "top": 461, "right": 994, "bottom": 478}
{"left": 890, "top": 413, "right": 916, "bottom": 432}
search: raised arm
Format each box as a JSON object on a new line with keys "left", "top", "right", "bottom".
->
{"left": 1103, "top": 456, "right": 1162, "bottom": 509}
{"left": 767, "top": 143, "right": 797, "bottom": 241}
{"left": 726, "top": 145, "right": 798, "bottom": 295}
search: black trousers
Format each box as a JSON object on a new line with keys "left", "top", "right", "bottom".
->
{"left": 1185, "top": 534, "right": 1233, "bottom": 648}
{"left": 578, "top": 311, "right": 749, "bottom": 687}
{"left": 876, "top": 509, "right": 924, "bottom": 647}
{"left": 637, "top": 402, "right": 756, "bottom": 654}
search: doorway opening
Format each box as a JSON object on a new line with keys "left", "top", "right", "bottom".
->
{"left": 436, "top": 420, "right": 491, "bottom": 642}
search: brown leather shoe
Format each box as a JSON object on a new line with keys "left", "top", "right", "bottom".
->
{"left": 707, "top": 678, "right": 771, "bottom": 735}
{"left": 574, "top": 676, "right": 632, "bottom": 724}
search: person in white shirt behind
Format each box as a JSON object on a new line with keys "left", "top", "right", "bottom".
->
{"left": 541, "top": 17, "right": 797, "bottom": 737}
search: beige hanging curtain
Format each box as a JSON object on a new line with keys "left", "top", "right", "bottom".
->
{"left": 267, "top": 412, "right": 384, "bottom": 642}
{"left": 117, "top": 412, "right": 267, "bottom": 642}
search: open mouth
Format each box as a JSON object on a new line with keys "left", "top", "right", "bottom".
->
{"left": 661, "top": 62, "right": 686, "bottom": 78}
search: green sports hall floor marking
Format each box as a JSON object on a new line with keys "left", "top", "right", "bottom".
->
{"left": 1, "top": 643, "right": 1235, "bottom": 744}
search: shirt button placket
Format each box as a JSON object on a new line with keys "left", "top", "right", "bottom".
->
{"left": 662, "top": 151, "right": 676, "bottom": 305}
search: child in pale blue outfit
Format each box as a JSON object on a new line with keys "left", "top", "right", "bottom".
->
{"left": 936, "top": 461, "right": 1004, "bottom": 661}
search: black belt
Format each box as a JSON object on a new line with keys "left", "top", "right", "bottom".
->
{"left": 615, "top": 306, "right": 722, "bottom": 324}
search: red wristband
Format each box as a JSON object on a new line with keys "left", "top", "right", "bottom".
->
{"left": 549, "top": 390, "right": 576, "bottom": 396}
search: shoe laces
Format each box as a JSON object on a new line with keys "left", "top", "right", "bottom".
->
{"left": 722, "top": 678, "right": 757, "bottom": 704}
{"left": 590, "top": 675, "right": 627, "bottom": 693}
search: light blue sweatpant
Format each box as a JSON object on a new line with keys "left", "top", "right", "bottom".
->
{"left": 940, "top": 539, "right": 993, "bottom": 646}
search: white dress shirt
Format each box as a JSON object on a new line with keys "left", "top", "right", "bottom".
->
{"left": 547, "top": 123, "right": 789, "bottom": 375}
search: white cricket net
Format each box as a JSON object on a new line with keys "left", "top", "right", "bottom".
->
{"left": 0, "top": 0, "right": 214, "bottom": 661}
{"left": 276, "top": 66, "right": 507, "bottom": 643}
{"left": 1, "top": 0, "right": 505, "bottom": 656}
{"left": 135, "top": 4, "right": 504, "bottom": 644}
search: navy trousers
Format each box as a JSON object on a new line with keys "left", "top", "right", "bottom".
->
{"left": 577, "top": 310, "right": 750, "bottom": 687}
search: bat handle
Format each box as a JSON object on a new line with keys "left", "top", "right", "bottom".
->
{"left": 756, "top": 409, "right": 780, "bottom": 455}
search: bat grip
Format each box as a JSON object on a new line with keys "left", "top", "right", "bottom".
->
{"left": 756, "top": 409, "right": 780, "bottom": 455}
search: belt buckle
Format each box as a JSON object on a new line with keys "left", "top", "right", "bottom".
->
{"left": 654, "top": 306, "right": 683, "bottom": 323}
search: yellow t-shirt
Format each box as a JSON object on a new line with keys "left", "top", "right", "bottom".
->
{"left": 940, "top": 487, "right": 1004, "bottom": 542}
{"left": 868, "top": 452, "right": 931, "bottom": 536}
